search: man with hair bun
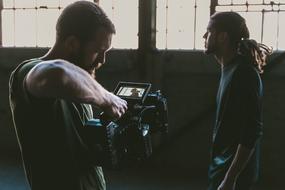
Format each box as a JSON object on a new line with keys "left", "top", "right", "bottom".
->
{"left": 203, "top": 11, "right": 271, "bottom": 190}
{"left": 9, "top": 1, "right": 127, "bottom": 190}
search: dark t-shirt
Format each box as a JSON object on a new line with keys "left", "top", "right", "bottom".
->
{"left": 208, "top": 55, "right": 263, "bottom": 188}
{"left": 9, "top": 59, "right": 106, "bottom": 190}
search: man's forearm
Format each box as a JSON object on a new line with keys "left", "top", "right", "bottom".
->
{"left": 58, "top": 60, "right": 110, "bottom": 106}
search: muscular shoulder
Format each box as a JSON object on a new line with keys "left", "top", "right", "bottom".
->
{"left": 25, "top": 59, "right": 71, "bottom": 73}
{"left": 14, "top": 59, "right": 42, "bottom": 79}
{"left": 10, "top": 59, "right": 42, "bottom": 91}
{"left": 10, "top": 59, "right": 70, "bottom": 100}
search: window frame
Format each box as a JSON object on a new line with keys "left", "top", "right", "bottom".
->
{"left": 1, "top": 0, "right": 284, "bottom": 50}
{"left": 214, "top": 0, "right": 285, "bottom": 50}
{"left": 0, "top": 0, "right": 139, "bottom": 49}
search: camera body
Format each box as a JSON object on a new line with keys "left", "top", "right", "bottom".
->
{"left": 85, "top": 82, "right": 168, "bottom": 169}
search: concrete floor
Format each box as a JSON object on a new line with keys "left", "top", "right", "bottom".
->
{"left": 0, "top": 157, "right": 207, "bottom": 190}
{"left": 0, "top": 159, "right": 29, "bottom": 190}
{"left": 0, "top": 157, "right": 283, "bottom": 190}
{"left": 0, "top": 117, "right": 282, "bottom": 190}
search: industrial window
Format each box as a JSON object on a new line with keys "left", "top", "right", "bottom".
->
{"left": 0, "top": 0, "right": 138, "bottom": 49}
{"left": 216, "top": 0, "right": 285, "bottom": 50}
{"left": 99, "top": 0, "right": 138, "bottom": 49}
{"left": 156, "top": 0, "right": 211, "bottom": 50}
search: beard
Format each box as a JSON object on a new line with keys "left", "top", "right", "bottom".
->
{"left": 69, "top": 52, "right": 97, "bottom": 79}
{"left": 204, "top": 42, "right": 211, "bottom": 54}
{"left": 87, "top": 68, "right": 96, "bottom": 79}
{"left": 204, "top": 43, "right": 217, "bottom": 55}
{"left": 204, "top": 48, "right": 210, "bottom": 55}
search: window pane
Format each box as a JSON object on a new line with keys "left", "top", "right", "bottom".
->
{"left": 157, "top": 0, "right": 199, "bottom": 49}
{"left": 168, "top": 0, "right": 195, "bottom": 49}
{"left": 215, "top": 6, "right": 229, "bottom": 12}
{"left": 15, "top": 0, "right": 35, "bottom": 8}
{"left": 196, "top": 0, "right": 210, "bottom": 49}
{"left": 100, "top": 0, "right": 138, "bottom": 49}
{"left": 264, "top": 0, "right": 285, "bottom": 3}
{"left": 219, "top": 0, "right": 264, "bottom": 4}
{"left": 36, "top": 0, "right": 59, "bottom": 7}
{"left": 249, "top": 5, "right": 271, "bottom": 11}
{"left": 233, "top": 0, "right": 247, "bottom": 3}
{"left": 263, "top": 12, "right": 278, "bottom": 49}
{"left": 278, "top": 12, "right": 285, "bottom": 50}
{"left": 60, "top": 0, "right": 82, "bottom": 7}
{"left": 216, "top": 5, "right": 247, "bottom": 12}
{"left": 37, "top": 9, "right": 60, "bottom": 47}
{"left": 156, "top": 0, "right": 167, "bottom": 49}
{"left": 157, "top": 0, "right": 210, "bottom": 49}
{"left": 237, "top": 12, "right": 261, "bottom": 43}
{"left": 280, "top": 5, "right": 285, "bottom": 10}
{"left": 14, "top": 10, "right": 37, "bottom": 46}
{"left": 1, "top": 10, "right": 14, "bottom": 46}
{"left": 99, "top": 0, "right": 113, "bottom": 16}
{"left": 3, "top": 0, "right": 14, "bottom": 8}
{"left": 218, "top": 0, "right": 232, "bottom": 4}
{"left": 216, "top": 0, "right": 285, "bottom": 50}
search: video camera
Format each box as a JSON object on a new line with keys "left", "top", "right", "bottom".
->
{"left": 85, "top": 82, "right": 168, "bottom": 169}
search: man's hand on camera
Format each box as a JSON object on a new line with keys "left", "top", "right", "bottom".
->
{"left": 102, "top": 92, "right": 128, "bottom": 119}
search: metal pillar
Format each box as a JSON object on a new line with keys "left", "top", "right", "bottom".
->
{"left": 138, "top": 0, "right": 157, "bottom": 81}
{"left": 210, "top": 0, "right": 218, "bottom": 15}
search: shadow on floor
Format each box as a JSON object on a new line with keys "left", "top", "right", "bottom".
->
{"left": 1, "top": 148, "right": 284, "bottom": 190}
{"left": 0, "top": 157, "right": 207, "bottom": 190}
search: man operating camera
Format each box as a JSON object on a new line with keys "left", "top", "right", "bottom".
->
{"left": 9, "top": 1, "right": 127, "bottom": 190}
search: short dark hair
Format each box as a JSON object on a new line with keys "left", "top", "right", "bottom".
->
{"left": 56, "top": 1, "right": 115, "bottom": 42}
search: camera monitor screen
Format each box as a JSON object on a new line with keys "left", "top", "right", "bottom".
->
{"left": 117, "top": 87, "right": 145, "bottom": 98}
{"left": 114, "top": 82, "right": 151, "bottom": 103}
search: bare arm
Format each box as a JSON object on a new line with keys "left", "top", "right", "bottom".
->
{"left": 25, "top": 59, "right": 127, "bottom": 117}
{"left": 218, "top": 144, "right": 254, "bottom": 190}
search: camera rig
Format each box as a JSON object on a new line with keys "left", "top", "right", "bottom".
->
{"left": 85, "top": 82, "right": 168, "bottom": 169}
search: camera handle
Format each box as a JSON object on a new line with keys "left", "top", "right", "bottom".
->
{"left": 99, "top": 112, "right": 117, "bottom": 126}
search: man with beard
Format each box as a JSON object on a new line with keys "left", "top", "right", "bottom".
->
{"left": 9, "top": 1, "right": 127, "bottom": 190}
{"left": 203, "top": 12, "right": 271, "bottom": 190}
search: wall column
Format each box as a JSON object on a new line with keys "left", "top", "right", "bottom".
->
{"left": 210, "top": 0, "right": 218, "bottom": 15}
{"left": 138, "top": 0, "right": 157, "bottom": 81}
